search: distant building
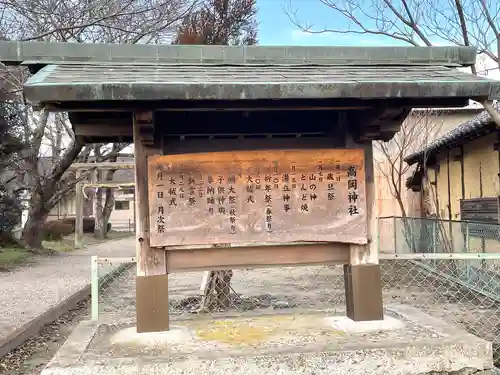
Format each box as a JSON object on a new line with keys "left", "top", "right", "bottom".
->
{"left": 405, "top": 102, "right": 500, "bottom": 252}
{"left": 375, "top": 105, "right": 483, "bottom": 219}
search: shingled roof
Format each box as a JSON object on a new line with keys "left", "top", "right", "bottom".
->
{"left": 0, "top": 41, "right": 498, "bottom": 106}
{"left": 2, "top": 41, "right": 500, "bottom": 144}
{"left": 404, "top": 102, "right": 500, "bottom": 166}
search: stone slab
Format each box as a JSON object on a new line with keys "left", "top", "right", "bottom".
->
{"left": 41, "top": 305, "right": 493, "bottom": 375}
{"left": 326, "top": 315, "right": 405, "bottom": 334}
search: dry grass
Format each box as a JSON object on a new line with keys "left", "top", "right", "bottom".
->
{"left": 43, "top": 231, "right": 133, "bottom": 253}
{"left": 0, "top": 247, "right": 31, "bottom": 271}
{"left": 0, "top": 231, "right": 134, "bottom": 270}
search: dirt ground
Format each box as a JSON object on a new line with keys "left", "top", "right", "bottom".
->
{"left": 99, "top": 260, "right": 500, "bottom": 363}
{"left": 3, "top": 259, "right": 500, "bottom": 374}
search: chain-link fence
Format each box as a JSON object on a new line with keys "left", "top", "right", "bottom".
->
{"left": 378, "top": 216, "right": 500, "bottom": 254}
{"left": 92, "top": 252, "right": 500, "bottom": 365}
{"left": 92, "top": 259, "right": 346, "bottom": 322}
{"left": 90, "top": 217, "right": 500, "bottom": 364}
{"left": 381, "top": 254, "right": 500, "bottom": 365}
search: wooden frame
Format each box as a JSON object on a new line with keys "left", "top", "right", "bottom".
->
{"left": 147, "top": 149, "right": 368, "bottom": 248}
{"left": 132, "top": 110, "right": 383, "bottom": 333}
{"left": 166, "top": 243, "right": 349, "bottom": 273}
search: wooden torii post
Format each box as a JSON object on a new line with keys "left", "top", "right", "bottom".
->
{"left": 69, "top": 162, "right": 135, "bottom": 248}
{"left": 3, "top": 41, "right": 499, "bottom": 334}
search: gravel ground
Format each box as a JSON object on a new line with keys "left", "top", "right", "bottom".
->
{"left": 0, "top": 300, "right": 89, "bottom": 375}
{"left": 0, "top": 237, "right": 135, "bottom": 375}
{"left": 99, "top": 259, "right": 500, "bottom": 363}
{"left": 3, "top": 254, "right": 500, "bottom": 374}
{"left": 0, "top": 237, "right": 134, "bottom": 343}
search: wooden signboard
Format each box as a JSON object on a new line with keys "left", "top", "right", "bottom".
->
{"left": 148, "top": 149, "right": 367, "bottom": 247}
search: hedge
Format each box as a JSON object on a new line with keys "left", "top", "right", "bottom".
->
{"left": 43, "top": 217, "right": 112, "bottom": 241}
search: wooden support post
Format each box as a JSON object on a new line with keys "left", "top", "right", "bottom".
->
{"left": 133, "top": 110, "right": 169, "bottom": 333}
{"left": 344, "top": 141, "right": 384, "bottom": 322}
{"left": 75, "top": 170, "right": 84, "bottom": 249}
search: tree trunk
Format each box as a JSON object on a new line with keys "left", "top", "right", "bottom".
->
{"left": 203, "top": 270, "right": 234, "bottom": 311}
{"left": 21, "top": 193, "right": 49, "bottom": 251}
{"left": 93, "top": 187, "right": 105, "bottom": 239}
{"left": 101, "top": 187, "right": 115, "bottom": 238}
{"left": 94, "top": 169, "right": 116, "bottom": 238}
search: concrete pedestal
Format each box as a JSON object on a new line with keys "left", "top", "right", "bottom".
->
{"left": 41, "top": 305, "right": 494, "bottom": 375}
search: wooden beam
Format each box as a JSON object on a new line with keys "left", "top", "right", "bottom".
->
{"left": 158, "top": 106, "right": 372, "bottom": 112}
{"left": 40, "top": 97, "right": 471, "bottom": 112}
{"left": 69, "top": 162, "right": 134, "bottom": 170}
{"left": 166, "top": 243, "right": 348, "bottom": 273}
{"left": 83, "top": 182, "right": 135, "bottom": 189}
{"left": 73, "top": 123, "right": 132, "bottom": 137}
{"left": 133, "top": 110, "right": 169, "bottom": 333}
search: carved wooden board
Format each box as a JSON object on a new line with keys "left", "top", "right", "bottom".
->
{"left": 148, "top": 149, "right": 367, "bottom": 247}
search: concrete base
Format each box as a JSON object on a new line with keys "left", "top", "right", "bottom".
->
{"left": 41, "top": 305, "right": 494, "bottom": 375}
{"left": 325, "top": 315, "right": 405, "bottom": 334}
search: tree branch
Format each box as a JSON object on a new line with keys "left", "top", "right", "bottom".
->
{"left": 480, "top": 100, "right": 500, "bottom": 128}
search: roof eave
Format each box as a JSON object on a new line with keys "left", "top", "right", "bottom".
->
{"left": 404, "top": 155, "right": 420, "bottom": 166}
{"left": 23, "top": 81, "right": 499, "bottom": 106}
{"left": 404, "top": 118, "right": 498, "bottom": 166}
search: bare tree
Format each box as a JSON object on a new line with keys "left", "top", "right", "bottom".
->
{"left": 0, "top": 0, "right": 199, "bottom": 250}
{"left": 17, "top": 111, "right": 129, "bottom": 250}
{"left": 0, "top": 100, "right": 24, "bottom": 245}
{"left": 174, "top": 0, "right": 257, "bottom": 45}
{"left": 285, "top": 0, "right": 500, "bottom": 124}
{"left": 374, "top": 109, "right": 455, "bottom": 255}
{"left": 0, "top": 0, "right": 198, "bottom": 43}
{"left": 173, "top": 0, "right": 258, "bottom": 311}
{"left": 374, "top": 109, "right": 443, "bottom": 218}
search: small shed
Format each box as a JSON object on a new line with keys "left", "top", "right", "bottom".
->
{"left": 1, "top": 41, "right": 499, "bottom": 332}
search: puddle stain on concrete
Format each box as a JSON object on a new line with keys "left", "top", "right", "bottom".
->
{"left": 193, "top": 314, "right": 346, "bottom": 346}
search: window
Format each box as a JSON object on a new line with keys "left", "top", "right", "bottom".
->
{"left": 115, "top": 200, "right": 130, "bottom": 210}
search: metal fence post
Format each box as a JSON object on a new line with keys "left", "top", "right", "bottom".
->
{"left": 91, "top": 256, "right": 99, "bottom": 321}
{"left": 465, "top": 222, "right": 471, "bottom": 280}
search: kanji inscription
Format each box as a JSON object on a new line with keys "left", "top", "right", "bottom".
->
{"left": 148, "top": 149, "right": 367, "bottom": 247}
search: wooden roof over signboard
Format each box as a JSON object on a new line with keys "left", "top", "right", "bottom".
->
{"left": 23, "top": 64, "right": 498, "bottom": 103}
{"left": 0, "top": 41, "right": 499, "bottom": 143}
